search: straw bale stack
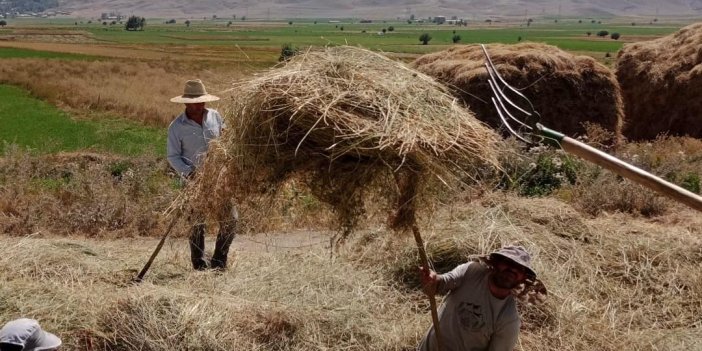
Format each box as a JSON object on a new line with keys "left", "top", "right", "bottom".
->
{"left": 184, "top": 46, "right": 500, "bottom": 235}
{"left": 616, "top": 22, "right": 702, "bottom": 140}
{"left": 411, "top": 43, "right": 624, "bottom": 145}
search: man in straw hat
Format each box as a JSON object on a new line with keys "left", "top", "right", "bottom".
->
{"left": 167, "top": 79, "right": 237, "bottom": 271}
{"left": 418, "top": 245, "right": 545, "bottom": 351}
{"left": 0, "top": 318, "right": 62, "bottom": 351}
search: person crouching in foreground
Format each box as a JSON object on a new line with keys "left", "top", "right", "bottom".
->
{"left": 418, "top": 245, "right": 546, "bottom": 351}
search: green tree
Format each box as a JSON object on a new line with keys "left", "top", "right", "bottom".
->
{"left": 387, "top": 26, "right": 394, "bottom": 31}
{"left": 419, "top": 33, "right": 431, "bottom": 45}
{"left": 382, "top": 28, "right": 386, "bottom": 33}
{"left": 452, "top": 34, "right": 461, "bottom": 43}
{"left": 279, "top": 43, "right": 298, "bottom": 62}
{"left": 0, "top": 20, "right": 7, "bottom": 27}
{"left": 610, "top": 32, "right": 620, "bottom": 40}
{"left": 125, "top": 15, "right": 145, "bottom": 31}
{"left": 596, "top": 30, "right": 609, "bottom": 37}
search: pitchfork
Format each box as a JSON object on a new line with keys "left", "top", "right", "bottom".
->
{"left": 481, "top": 44, "right": 702, "bottom": 213}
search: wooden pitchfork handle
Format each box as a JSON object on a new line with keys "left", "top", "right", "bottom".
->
{"left": 538, "top": 124, "right": 702, "bottom": 212}
{"left": 134, "top": 214, "right": 180, "bottom": 283}
{"left": 412, "top": 224, "right": 443, "bottom": 351}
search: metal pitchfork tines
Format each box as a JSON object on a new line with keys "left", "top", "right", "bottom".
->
{"left": 481, "top": 44, "right": 702, "bottom": 213}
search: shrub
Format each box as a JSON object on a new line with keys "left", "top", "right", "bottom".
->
{"left": 452, "top": 34, "right": 461, "bottom": 43}
{"left": 278, "top": 43, "right": 298, "bottom": 62}
{"left": 387, "top": 26, "right": 394, "bottom": 31}
{"left": 125, "top": 15, "right": 145, "bottom": 31}
{"left": 419, "top": 33, "right": 431, "bottom": 45}
{"left": 519, "top": 153, "right": 581, "bottom": 196}
{"left": 681, "top": 173, "right": 701, "bottom": 193}
{"left": 611, "top": 32, "right": 620, "bottom": 40}
{"left": 497, "top": 144, "right": 582, "bottom": 197}
{"left": 571, "top": 174, "right": 668, "bottom": 217}
{"left": 596, "top": 30, "right": 609, "bottom": 37}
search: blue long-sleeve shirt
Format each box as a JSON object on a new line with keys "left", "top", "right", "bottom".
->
{"left": 166, "top": 108, "right": 224, "bottom": 177}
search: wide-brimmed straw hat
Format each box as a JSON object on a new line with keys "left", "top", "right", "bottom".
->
{"left": 170, "top": 79, "right": 220, "bottom": 103}
{"left": 486, "top": 245, "right": 537, "bottom": 279}
{"left": 0, "top": 318, "right": 62, "bottom": 351}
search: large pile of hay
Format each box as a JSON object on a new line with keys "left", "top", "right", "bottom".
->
{"left": 616, "top": 22, "right": 702, "bottom": 140}
{"left": 185, "top": 46, "right": 500, "bottom": 235}
{"left": 411, "top": 43, "right": 624, "bottom": 145}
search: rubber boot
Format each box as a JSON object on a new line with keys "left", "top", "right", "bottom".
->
{"left": 189, "top": 223, "right": 208, "bottom": 270}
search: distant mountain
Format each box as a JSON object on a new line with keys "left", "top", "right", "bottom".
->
{"left": 52, "top": 0, "right": 696, "bottom": 19}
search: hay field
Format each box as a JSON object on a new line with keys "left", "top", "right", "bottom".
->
{"left": 2, "top": 130, "right": 702, "bottom": 350}
{"left": 1, "top": 16, "right": 702, "bottom": 351}
{"left": 1, "top": 194, "right": 701, "bottom": 350}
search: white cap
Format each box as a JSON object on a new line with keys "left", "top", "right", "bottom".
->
{"left": 0, "top": 319, "right": 62, "bottom": 351}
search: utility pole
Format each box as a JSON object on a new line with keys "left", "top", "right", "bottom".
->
{"left": 524, "top": 8, "right": 528, "bottom": 24}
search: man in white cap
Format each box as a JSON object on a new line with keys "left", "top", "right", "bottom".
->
{"left": 417, "top": 245, "right": 545, "bottom": 351}
{"left": 0, "top": 318, "right": 61, "bottom": 351}
{"left": 167, "top": 79, "right": 236, "bottom": 271}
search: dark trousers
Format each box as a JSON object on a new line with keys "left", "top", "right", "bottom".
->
{"left": 189, "top": 215, "right": 237, "bottom": 270}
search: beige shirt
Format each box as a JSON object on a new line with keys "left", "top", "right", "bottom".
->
{"left": 418, "top": 262, "right": 520, "bottom": 351}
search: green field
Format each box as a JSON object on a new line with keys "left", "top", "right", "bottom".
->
{"left": 0, "top": 85, "right": 165, "bottom": 155}
{"left": 1, "top": 17, "right": 687, "bottom": 55}
{"left": 78, "top": 21, "right": 680, "bottom": 53}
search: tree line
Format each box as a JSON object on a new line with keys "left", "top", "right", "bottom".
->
{"left": 0, "top": 0, "right": 58, "bottom": 14}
